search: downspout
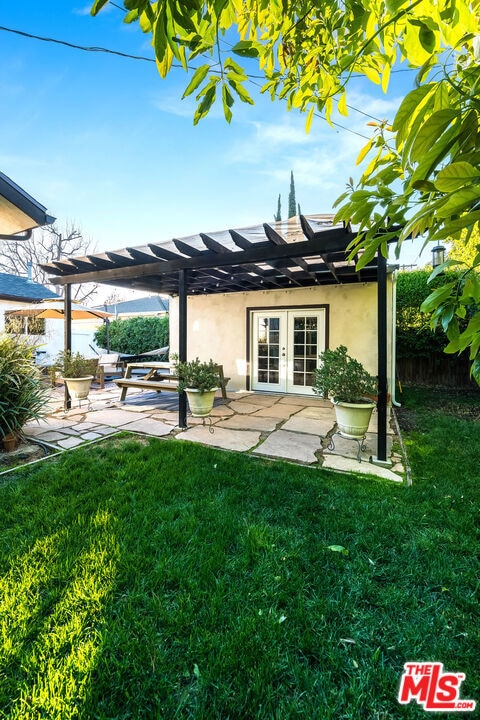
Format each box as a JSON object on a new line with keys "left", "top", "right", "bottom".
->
{"left": 178, "top": 269, "right": 188, "bottom": 429}
{"left": 391, "top": 268, "right": 401, "bottom": 407}
{"left": 64, "top": 284, "right": 72, "bottom": 411}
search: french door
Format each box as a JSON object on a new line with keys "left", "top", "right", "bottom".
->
{"left": 251, "top": 309, "right": 326, "bottom": 395}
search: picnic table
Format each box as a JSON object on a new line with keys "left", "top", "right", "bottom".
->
{"left": 114, "top": 362, "right": 230, "bottom": 401}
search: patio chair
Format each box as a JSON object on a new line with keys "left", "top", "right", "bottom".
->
{"left": 94, "top": 353, "right": 125, "bottom": 388}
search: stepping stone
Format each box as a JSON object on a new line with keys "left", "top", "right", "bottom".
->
{"left": 218, "top": 415, "right": 278, "bottom": 432}
{"left": 253, "top": 430, "right": 320, "bottom": 464}
{"left": 176, "top": 426, "right": 260, "bottom": 452}
{"left": 121, "top": 418, "right": 173, "bottom": 436}
{"left": 282, "top": 415, "right": 334, "bottom": 437}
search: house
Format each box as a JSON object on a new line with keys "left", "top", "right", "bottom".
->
{"left": 0, "top": 273, "right": 106, "bottom": 364}
{"left": 97, "top": 295, "right": 169, "bottom": 319}
{"left": 0, "top": 170, "right": 55, "bottom": 238}
{"left": 39, "top": 213, "right": 396, "bottom": 461}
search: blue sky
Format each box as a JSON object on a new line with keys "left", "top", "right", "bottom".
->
{"left": 0, "top": 2, "right": 431, "bottom": 281}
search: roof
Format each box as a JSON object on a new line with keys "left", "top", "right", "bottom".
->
{"left": 41, "top": 214, "right": 387, "bottom": 296}
{"left": 97, "top": 295, "right": 169, "bottom": 315}
{"left": 0, "top": 272, "right": 60, "bottom": 302}
{"left": 0, "top": 171, "right": 56, "bottom": 237}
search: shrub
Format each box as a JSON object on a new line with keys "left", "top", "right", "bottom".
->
{"left": 0, "top": 334, "right": 50, "bottom": 439}
{"left": 94, "top": 316, "right": 169, "bottom": 355}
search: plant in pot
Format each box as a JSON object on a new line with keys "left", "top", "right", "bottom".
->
{"left": 54, "top": 350, "right": 98, "bottom": 402}
{"left": 175, "top": 357, "right": 220, "bottom": 417}
{"left": 312, "top": 345, "right": 377, "bottom": 439}
{"left": 0, "top": 334, "right": 50, "bottom": 451}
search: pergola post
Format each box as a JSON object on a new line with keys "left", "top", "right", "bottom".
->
{"left": 64, "top": 284, "right": 72, "bottom": 411}
{"left": 375, "top": 252, "right": 388, "bottom": 463}
{"left": 178, "top": 269, "right": 188, "bottom": 429}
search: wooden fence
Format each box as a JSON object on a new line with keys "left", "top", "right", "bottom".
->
{"left": 396, "top": 354, "right": 476, "bottom": 388}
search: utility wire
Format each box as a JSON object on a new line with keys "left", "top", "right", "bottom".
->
{"left": 0, "top": 22, "right": 394, "bottom": 138}
{"left": 0, "top": 24, "right": 157, "bottom": 64}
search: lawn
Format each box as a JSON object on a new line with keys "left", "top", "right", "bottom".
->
{"left": 0, "top": 387, "right": 478, "bottom": 719}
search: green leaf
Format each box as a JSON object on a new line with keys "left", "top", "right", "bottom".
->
{"left": 420, "top": 283, "right": 455, "bottom": 313}
{"left": 418, "top": 22, "right": 436, "bottom": 53}
{"left": 232, "top": 40, "right": 260, "bottom": 58}
{"left": 435, "top": 187, "right": 480, "bottom": 218}
{"left": 222, "top": 84, "right": 234, "bottom": 123}
{"left": 305, "top": 105, "right": 315, "bottom": 134}
{"left": 392, "top": 84, "right": 435, "bottom": 138}
{"left": 410, "top": 109, "right": 457, "bottom": 164}
{"left": 90, "top": 0, "right": 110, "bottom": 15}
{"left": 182, "top": 64, "right": 210, "bottom": 98}
{"left": 327, "top": 545, "right": 349, "bottom": 556}
{"left": 193, "top": 83, "right": 217, "bottom": 125}
{"left": 227, "top": 78, "right": 254, "bottom": 105}
{"left": 435, "top": 161, "right": 480, "bottom": 192}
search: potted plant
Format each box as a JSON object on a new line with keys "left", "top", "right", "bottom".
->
{"left": 0, "top": 334, "right": 50, "bottom": 451}
{"left": 175, "top": 357, "right": 220, "bottom": 417}
{"left": 54, "top": 350, "right": 97, "bottom": 402}
{"left": 312, "top": 345, "right": 377, "bottom": 439}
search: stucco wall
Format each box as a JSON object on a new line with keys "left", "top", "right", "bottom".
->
{"left": 169, "top": 279, "right": 394, "bottom": 394}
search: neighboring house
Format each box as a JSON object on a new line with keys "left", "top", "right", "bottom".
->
{"left": 0, "top": 272, "right": 104, "bottom": 364}
{"left": 0, "top": 170, "right": 55, "bottom": 237}
{"left": 97, "top": 295, "right": 169, "bottom": 319}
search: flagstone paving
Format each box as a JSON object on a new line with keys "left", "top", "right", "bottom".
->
{"left": 21, "top": 383, "right": 407, "bottom": 482}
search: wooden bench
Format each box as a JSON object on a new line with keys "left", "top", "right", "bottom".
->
{"left": 114, "top": 362, "right": 230, "bottom": 402}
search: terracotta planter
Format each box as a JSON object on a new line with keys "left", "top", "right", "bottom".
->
{"left": 334, "top": 401, "right": 375, "bottom": 439}
{"left": 2, "top": 432, "right": 20, "bottom": 453}
{"left": 63, "top": 376, "right": 93, "bottom": 401}
{"left": 185, "top": 388, "right": 218, "bottom": 417}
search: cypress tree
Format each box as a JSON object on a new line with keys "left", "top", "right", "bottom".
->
{"left": 274, "top": 194, "right": 282, "bottom": 221}
{"left": 288, "top": 171, "right": 296, "bottom": 218}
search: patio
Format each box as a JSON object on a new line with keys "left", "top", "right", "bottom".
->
{"left": 22, "top": 381, "right": 406, "bottom": 482}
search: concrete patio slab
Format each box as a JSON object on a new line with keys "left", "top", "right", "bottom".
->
{"left": 82, "top": 408, "right": 144, "bottom": 427}
{"left": 282, "top": 415, "right": 334, "bottom": 437}
{"left": 278, "top": 395, "right": 328, "bottom": 407}
{"left": 324, "top": 431, "right": 392, "bottom": 462}
{"left": 295, "top": 405, "right": 335, "bottom": 420}
{"left": 322, "top": 454, "right": 404, "bottom": 482}
{"left": 253, "top": 430, "right": 320, "bottom": 464}
{"left": 228, "top": 401, "right": 266, "bottom": 414}
{"left": 176, "top": 426, "right": 261, "bottom": 452}
{"left": 57, "top": 436, "right": 85, "bottom": 449}
{"left": 234, "top": 394, "right": 280, "bottom": 407}
{"left": 34, "top": 430, "right": 71, "bottom": 442}
{"left": 254, "top": 404, "right": 303, "bottom": 418}
{"left": 217, "top": 414, "right": 279, "bottom": 432}
{"left": 121, "top": 418, "right": 172, "bottom": 437}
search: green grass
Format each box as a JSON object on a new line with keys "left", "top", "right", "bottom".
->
{"left": 0, "top": 387, "right": 479, "bottom": 719}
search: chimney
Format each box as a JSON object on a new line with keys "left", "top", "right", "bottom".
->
{"left": 27, "top": 261, "right": 33, "bottom": 283}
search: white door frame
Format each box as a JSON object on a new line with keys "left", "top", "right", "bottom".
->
{"left": 249, "top": 307, "right": 327, "bottom": 395}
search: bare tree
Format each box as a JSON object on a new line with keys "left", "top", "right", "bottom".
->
{"left": 0, "top": 223, "right": 98, "bottom": 303}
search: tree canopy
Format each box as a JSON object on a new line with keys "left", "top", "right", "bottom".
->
{"left": 91, "top": 0, "right": 480, "bottom": 382}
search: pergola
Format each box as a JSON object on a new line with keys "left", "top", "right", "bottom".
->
{"left": 41, "top": 214, "right": 393, "bottom": 463}
{"left": 0, "top": 171, "right": 55, "bottom": 239}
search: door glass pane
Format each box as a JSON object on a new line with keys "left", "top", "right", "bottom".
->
{"left": 256, "top": 316, "right": 281, "bottom": 385}
{"left": 291, "top": 316, "right": 319, "bottom": 388}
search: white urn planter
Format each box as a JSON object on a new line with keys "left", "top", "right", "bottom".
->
{"left": 334, "top": 400, "right": 375, "bottom": 439}
{"left": 185, "top": 388, "right": 218, "bottom": 417}
{"left": 63, "top": 376, "right": 93, "bottom": 401}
